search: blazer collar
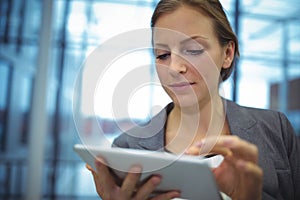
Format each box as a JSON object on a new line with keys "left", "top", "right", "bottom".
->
{"left": 136, "top": 103, "right": 173, "bottom": 151}
{"left": 225, "top": 100, "right": 257, "bottom": 138}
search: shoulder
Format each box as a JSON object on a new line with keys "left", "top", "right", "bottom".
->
{"left": 226, "top": 99, "right": 280, "bottom": 117}
{"left": 225, "top": 99, "right": 296, "bottom": 152}
{"left": 225, "top": 99, "right": 288, "bottom": 128}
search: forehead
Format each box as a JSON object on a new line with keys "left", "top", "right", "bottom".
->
{"left": 153, "top": 5, "right": 215, "bottom": 43}
{"left": 152, "top": 28, "right": 207, "bottom": 50}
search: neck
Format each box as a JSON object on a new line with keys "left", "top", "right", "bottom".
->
{"left": 165, "top": 95, "right": 227, "bottom": 153}
{"left": 172, "top": 95, "right": 225, "bottom": 132}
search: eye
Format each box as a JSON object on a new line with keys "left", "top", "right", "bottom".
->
{"left": 156, "top": 53, "right": 171, "bottom": 60}
{"left": 183, "top": 49, "right": 205, "bottom": 55}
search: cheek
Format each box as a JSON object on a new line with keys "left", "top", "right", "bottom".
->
{"left": 190, "top": 55, "right": 221, "bottom": 85}
{"left": 155, "top": 65, "right": 168, "bottom": 85}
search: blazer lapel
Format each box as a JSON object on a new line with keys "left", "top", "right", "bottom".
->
{"left": 136, "top": 105, "right": 169, "bottom": 151}
{"left": 225, "top": 100, "right": 257, "bottom": 141}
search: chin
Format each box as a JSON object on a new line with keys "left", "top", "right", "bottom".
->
{"left": 172, "top": 95, "right": 201, "bottom": 109}
{"left": 163, "top": 87, "right": 200, "bottom": 108}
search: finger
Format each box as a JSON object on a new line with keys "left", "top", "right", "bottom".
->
{"left": 86, "top": 164, "right": 94, "bottom": 172}
{"left": 236, "top": 159, "right": 263, "bottom": 199}
{"left": 221, "top": 136, "right": 258, "bottom": 163}
{"left": 199, "top": 136, "right": 258, "bottom": 163}
{"left": 133, "top": 176, "right": 162, "bottom": 200}
{"left": 92, "top": 157, "right": 117, "bottom": 198}
{"left": 186, "top": 141, "right": 232, "bottom": 157}
{"left": 211, "top": 154, "right": 236, "bottom": 179}
{"left": 121, "top": 165, "right": 142, "bottom": 198}
{"left": 236, "top": 159, "right": 263, "bottom": 181}
{"left": 185, "top": 145, "right": 201, "bottom": 155}
{"left": 150, "top": 191, "right": 181, "bottom": 200}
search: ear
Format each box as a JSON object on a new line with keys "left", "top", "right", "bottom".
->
{"left": 222, "top": 41, "right": 235, "bottom": 69}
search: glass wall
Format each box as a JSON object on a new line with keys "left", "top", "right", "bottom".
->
{"left": 0, "top": 0, "right": 299, "bottom": 199}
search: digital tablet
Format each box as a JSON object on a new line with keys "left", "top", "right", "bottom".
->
{"left": 74, "top": 144, "right": 221, "bottom": 200}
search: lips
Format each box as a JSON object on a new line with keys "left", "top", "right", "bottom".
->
{"left": 169, "top": 82, "right": 194, "bottom": 87}
{"left": 167, "top": 82, "right": 196, "bottom": 91}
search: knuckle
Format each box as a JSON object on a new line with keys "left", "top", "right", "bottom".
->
{"left": 97, "top": 186, "right": 119, "bottom": 200}
{"left": 251, "top": 144, "right": 259, "bottom": 156}
{"left": 96, "top": 187, "right": 105, "bottom": 198}
{"left": 232, "top": 135, "right": 239, "bottom": 140}
{"left": 231, "top": 135, "right": 240, "bottom": 143}
{"left": 95, "top": 182, "right": 103, "bottom": 195}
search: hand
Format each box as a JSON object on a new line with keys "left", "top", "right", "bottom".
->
{"left": 186, "top": 135, "right": 263, "bottom": 200}
{"left": 86, "top": 157, "right": 181, "bottom": 200}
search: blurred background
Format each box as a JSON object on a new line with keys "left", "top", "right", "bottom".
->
{"left": 0, "top": 0, "right": 299, "bottom": 199}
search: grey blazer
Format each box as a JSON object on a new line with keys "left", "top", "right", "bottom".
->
{"left": 113, "top": 100, "right": 300, "bottom": 200}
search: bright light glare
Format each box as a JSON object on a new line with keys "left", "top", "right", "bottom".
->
{"left": 81, "top": 50, "right": 156, "bottom": 118}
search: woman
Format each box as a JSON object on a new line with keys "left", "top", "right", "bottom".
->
{"left": 87, "top": 0, "right": 300, "bottom": 199}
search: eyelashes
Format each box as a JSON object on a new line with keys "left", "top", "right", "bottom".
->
{"left": 156, "top": 53, "right": 171, "bottom": 60}
{"left": 183, "top": 49, "right": 205, "bottom": 55}
{"left": 155, "top": 49, "right": 205, "bottom": 61}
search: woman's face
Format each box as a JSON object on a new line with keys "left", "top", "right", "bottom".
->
{"left": 153, "top": 5, "right": 234, "bottom": 107}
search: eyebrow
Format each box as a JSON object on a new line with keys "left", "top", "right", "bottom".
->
{"left": 180, "top": 35, "right": 208, "bottom": 44}
{"left": 154, "top": 35, "right": 208, "bottom": 47}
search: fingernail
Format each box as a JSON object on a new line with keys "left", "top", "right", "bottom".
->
{"left": 129, "top": 166, "right": 142, "bottom": 173}
{"left": 95, "top": 157, "right": 104, "bottom": 167}
{"left": 95, "top": 160, "right": 101, "bottom": 167}
{"left": 223, "top": 138, "right": 233, "bottom": 146}
{"left": 152, "top": 176, "right": 162, "bottom": 185}
{"left": 196, "top": 139, "right": 205, "bottom": 147}
{"left": 170, "top": 191, "right": 181, "bottom": 198}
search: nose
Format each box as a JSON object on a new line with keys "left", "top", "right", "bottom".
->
{"left": 168, "top": 53, "right": 187, "bottom": 76}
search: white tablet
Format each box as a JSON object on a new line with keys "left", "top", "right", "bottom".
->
{"left": 74, "top": 144, "right": 221, "bottom": 200}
